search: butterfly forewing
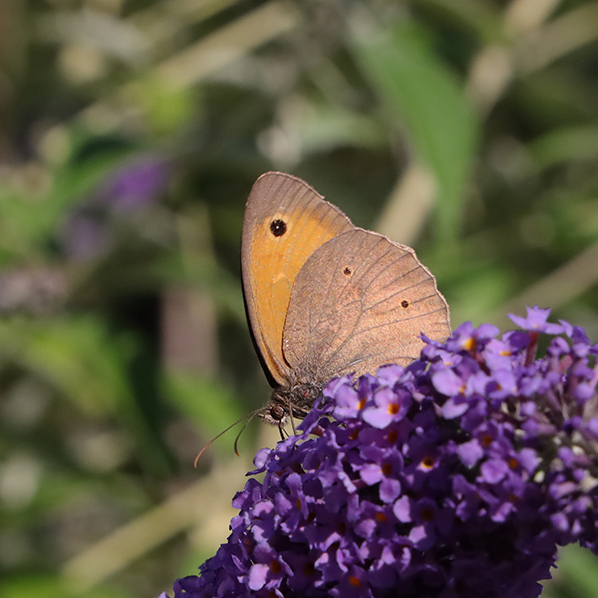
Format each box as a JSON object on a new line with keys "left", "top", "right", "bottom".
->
{"left": 241, "top": 172, "right": 353, "bottom": 386}
{"left": 282, "top": 228, "right": 451, "bottom": 381}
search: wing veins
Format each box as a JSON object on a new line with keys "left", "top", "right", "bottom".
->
{"left": 312, "top": 239, "right": 412, "bottom": 374}
{"left": 316, "top": 294, "right": 446, "bottom": 374}
{"left": 367, "top": 272, "right": 436, "bottom": 310}
{"left": 351, "top": 236, "right": 394, "bottom": 294}
{"left": 308, "top": 237, "right": 397, "bottom": 375}
{"left": 340, "top": 303, "right": 447, "bottom": 340}
{"left": 301, "top": 205, "right": 352, "bottom": 359}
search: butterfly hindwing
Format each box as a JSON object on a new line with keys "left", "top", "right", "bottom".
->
{"left": 282, "top": 228, "right": 451, "bottom": 381}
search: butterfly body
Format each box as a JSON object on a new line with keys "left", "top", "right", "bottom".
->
{"left": 242, "top": 172, "right": 451, "bottom": 426}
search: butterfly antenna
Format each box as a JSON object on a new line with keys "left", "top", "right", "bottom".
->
{"left": 194, "top": 407, "right": 263, "bottom": 467}
{"left": 233, "top": 411, "right": 259, "bottom": 455}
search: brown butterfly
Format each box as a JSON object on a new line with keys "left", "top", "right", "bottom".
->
{"left": 242, "top": 172, "right": 451, "bottom": 426}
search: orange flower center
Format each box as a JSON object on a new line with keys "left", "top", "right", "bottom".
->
{"left": 388, "top": 403, "right": 399, "bottom": 415}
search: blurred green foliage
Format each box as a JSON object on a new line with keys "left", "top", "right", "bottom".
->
{"left": 1, "top": 0, "right": 598, "bottom": 596}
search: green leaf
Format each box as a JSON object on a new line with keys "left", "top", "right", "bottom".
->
{"left": 10, "top": 316, "right": 131, "bottom": 418}
{"left": 1, "top": 573, "right": 131, "bottom": 598}
{"left": 353, "top": 20, "right": 479, "bottom": 244}
{"left": 549, "top": 544, "right": 598, "bottom": 597}
{"left": 129, "top": 74, "right": 196, "bottom": 136}
{"left": 0, "top": 139, "right": 134, "bottom": 261}
{"left": 164, "top": 371, "right": 243, "bottom": 445}
{"left": 530, "top": 124, "right": 598, "bottom": 168}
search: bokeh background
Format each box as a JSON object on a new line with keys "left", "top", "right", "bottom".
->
{"left": 2, "top": 0, "right": 598, "bottom": 596}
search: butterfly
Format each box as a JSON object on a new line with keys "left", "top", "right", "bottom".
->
{"left": 241, "top": 172, "right": 450, "bottom": 426}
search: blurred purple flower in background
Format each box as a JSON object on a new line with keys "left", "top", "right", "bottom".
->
{"left": 161, "top": 307, "right": 598, "bottom": 598}
{"left": 62, "top": 155, "right": 170, "bottom": 259}
{"left": 98, "top": 156, "right": 170, "bottom": 212}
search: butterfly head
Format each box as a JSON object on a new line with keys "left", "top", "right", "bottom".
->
{"left": 261, "top": 381, "right": 323, "bottom": 427}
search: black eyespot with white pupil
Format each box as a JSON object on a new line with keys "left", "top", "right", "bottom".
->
{"left": 401, "top": 300, "right": 409, "bottom": 308}
{"left": 343, "top": 267, "right": 352, "bottom": 276}
{"left": 270, "top": 219, "right": 287, "bottom": 237}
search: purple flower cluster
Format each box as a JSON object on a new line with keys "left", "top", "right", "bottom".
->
{"left": 63, "top": 155, "right": 170, "bottom": 259}
{"left": 164, "top": 307, "right": 598, "bottom": 598}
